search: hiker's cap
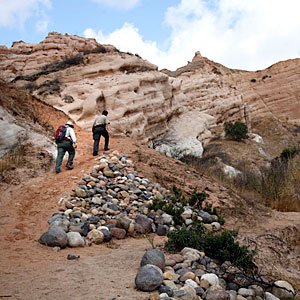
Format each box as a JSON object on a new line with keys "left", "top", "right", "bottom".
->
{"left": 66, "top": 121, "right": 74, "bottom": 127}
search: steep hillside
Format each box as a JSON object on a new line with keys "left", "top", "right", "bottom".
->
{"left": 0, "top": 82, "right": 299, "bottom": 299}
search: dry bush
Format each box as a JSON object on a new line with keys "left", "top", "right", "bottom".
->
{"left": 259, "top": 156, "right": 300, "bottom": 211}
{"left": 0, "top": 143, "right": 29, "bottom": 173}
{"left": 181, "top": 153, "right": 300, "bottom": 212}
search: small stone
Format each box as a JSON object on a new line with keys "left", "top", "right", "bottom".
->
{"left": 67, "top": 232, "right": 85, "bottom": 247}
{"left": 265, "top": 292, "right": 280, "bottom": 300}
{"left": 206, "top": 290, "right": 231, "bottom": 300}
{"left": 91, "top": 208, "right": 99, "bottom": 216}
{"left": 181, "top": 247, "right": 202, "bottom": 262}
{"left": 185, "top": 279, "right": 199, "bottom": 289}
{"left": 67, "top": 254, "right": 80, "bottom": 260}
{"left": 163, "top": 271, "right": 174, "bottom": 280}
{"left": 87, "top": 229, "right": 104, "bottom": 244}
{"left": 180, "top": 272, "right": 196, "bottom": 282}
{"left": 110, "top": 227, "right": 126, "bottom": 239}
{"left": 74, "top": 187, "right": 87, "bottom": 198}
{"left": 211, "top": 222, "right": 221, "bottom": 231}
{"left": 163, "top": 280, "right": 177, "bottom": 290}
{"left": 238, "top": 288, "right": 255, "bottom": 298}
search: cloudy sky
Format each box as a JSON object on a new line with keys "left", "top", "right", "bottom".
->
{"left": 1, "top": 0, "right": 300, "bottom": 71}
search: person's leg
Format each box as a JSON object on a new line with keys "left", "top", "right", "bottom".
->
{"left": 93, "top": 134, "right": 100, "bottom": 155}
{"left": 66, "top": 142, "right": 76, "bottom": 168}
{"left": 103, "top": 130, "right": 110, "bottom": 150}
{"left": 55, "top": 144, "right": 66, "bottom": 173}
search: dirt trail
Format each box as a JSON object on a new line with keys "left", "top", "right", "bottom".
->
{"left": 0, "top": 122, "right": 168, "bottom": 300}
{"left": 1, "top": 102, "right": 300, "bottom": 298}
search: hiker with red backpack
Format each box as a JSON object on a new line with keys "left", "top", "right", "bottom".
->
{"left": 55, "top": 121, "right": 77, "bottom": 174}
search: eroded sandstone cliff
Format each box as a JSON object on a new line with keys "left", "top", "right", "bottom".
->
{"left": 1, "top": 33, "right": 300, "bottom": 158}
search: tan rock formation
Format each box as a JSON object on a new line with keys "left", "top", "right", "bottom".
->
{"left": 1, "top": 33, "right": 300, "bottom": 155}
{"left": 0, "top": 32, "right": 117, "bottom": 81}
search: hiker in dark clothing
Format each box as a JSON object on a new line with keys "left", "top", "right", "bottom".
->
{"left": 92, "top": 110, "right": 110, "bottom": 156}
{"left": 55, "top": 121, "right": 77, "bottom": 173}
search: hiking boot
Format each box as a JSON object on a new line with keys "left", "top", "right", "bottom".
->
{"left": 56, "top": 169, "right": 61, "bottom": 174}
{"left": 93, "top": 152, "right": 98, "bottom": 156}
{"left": 66, "top": 164, "right": 74, "bottom": 170}
{"left": 104, "top": 148, "right": 110, "bottom": 151}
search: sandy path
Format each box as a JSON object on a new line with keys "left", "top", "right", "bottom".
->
{"left": 0, "top": 117, "right": 166, "bottom": 300}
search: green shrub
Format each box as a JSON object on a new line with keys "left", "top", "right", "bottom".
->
{"left": 280, "top": 148, "right": 298, "bottom": 160}
{"left": 224, "top": 121, "right": 249, "bottom": 142}
{"left": 188, "top": 190, "right": 209, "bottom": 209}
{"left": 165, "top": 223, "right": 206, "bottom": 252}
{"left": 165, "top": 225, "right": 256, "bottom": 271}
{"left": 203, "top": 203, "right": 225, "bottom": 225}
{"left": 202, "top": 230, "right": 256, "bottom": 271}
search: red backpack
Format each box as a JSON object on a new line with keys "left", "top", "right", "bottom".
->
{"left": 55, "top": 125, "right": 67, "bottom": 143}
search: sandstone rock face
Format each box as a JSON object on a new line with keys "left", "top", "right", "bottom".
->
{"left": 169, "top": 52, "right": 300, "bottom": 146}
{"left": 0, "top": 32, "right": 116, "bottom": 80}
{"left": 1, "top": 33, "right": 300, "bottom": 155}
{"left": 0, "top": 33, "right": 185, "bottom": 148}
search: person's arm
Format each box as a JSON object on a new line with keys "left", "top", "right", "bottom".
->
{"left": 70, "top": 128, "right": 77, "bottom": 147}
{"left": 106, "top": 117, "right": 110, "bottom": 132}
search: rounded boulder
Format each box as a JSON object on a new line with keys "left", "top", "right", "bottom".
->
{"left": 135, "top": 264, "right": 163, "bottom": 292}
{"left": 140, "top": 249, "right": 165, "bottom": 271}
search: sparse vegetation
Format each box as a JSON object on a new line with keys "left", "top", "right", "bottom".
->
{"left": 13, "top": 54, "right": 84, "bottom": 83}
{"left": 229, "top": 153, "right": 300, "bottom": 212}
{"left": 280, "top": 148, "right": 298, "bottom": 160}
{"left": 0, "top": 143, "right": 28, "bottom": 173}
{"left": 37, "top": 78, "right": 61, "bottom": 96}
{"left": 259, "top": 154, "right": 300, "bottom": 211}
{"left": 212, "top": 66, "right": 222, "bottom": 75}
{"left": 165, "top": 224, "right": 256, "bottom": 271}
{"left": 224, "top": 121, "right": 249, "bottom": 142}
{"left": 148, "top": 186, "right": 224, "bottom": 226}
{"left": 83, "top": 45, "right": 107, "bottom": 55}
{"left": 203, "top": 203, "right": 225, "bottom": 225}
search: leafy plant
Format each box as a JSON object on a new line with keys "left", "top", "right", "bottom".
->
{"left": 165, "top": 223, "right": 206, "bottom": 252}
{"left": 188, "top": 190, "right": 209, "bottom": 209}
{"left": 203, "top": 203, "right": 225, "bottom": 225}
{"left": 165, "top": 225, "right": 256, "bottom": 271}
{"left": 280, "top": 148, "right": 298, "bottom": 160}
{"left": 224, "top": 121, "right": 249, "bottom": 142}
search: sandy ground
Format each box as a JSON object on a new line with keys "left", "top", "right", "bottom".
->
{"left": 0, "top": 101, "right": 300, "bottom": 299}
{"left": 0, "top": 128, "right": 168, "bottom": 300}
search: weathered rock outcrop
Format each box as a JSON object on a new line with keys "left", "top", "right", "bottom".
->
{"left": 1, "top": 33, "right": 300, "bottom": 156}
{"left": 0, "top": 33, "right": 186, "bottom": 147}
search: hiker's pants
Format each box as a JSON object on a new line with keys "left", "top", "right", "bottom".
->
{"left": 93, "top": 128, "right": 109, "bottom": 154}
{"left": 55, "top": 140, "right": 75, "bottom": 172}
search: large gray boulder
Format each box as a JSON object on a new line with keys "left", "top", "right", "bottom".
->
{"left": 38, "top": 226, "right": 68, "bottom": 248}
{"left": 140, "top": 249, "right": 165, "bottom": 271}
{"left": 135, "top": 264, "right": 163, "bottom": 292}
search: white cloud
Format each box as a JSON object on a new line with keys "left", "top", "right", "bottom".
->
{"left": 35, "top": 20, "right": 49, "bottom": 33}
{"left": 84, "top": 23, "right": 165, "bottom": 64}
{"left": 90, "top": 0, "right": 140, "bottom": 10}
{"left": 0, "top": 0, "right": 51, "bottom": 29}
{"left": 84, "top": 0, "right": 300, "bottom": 71}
